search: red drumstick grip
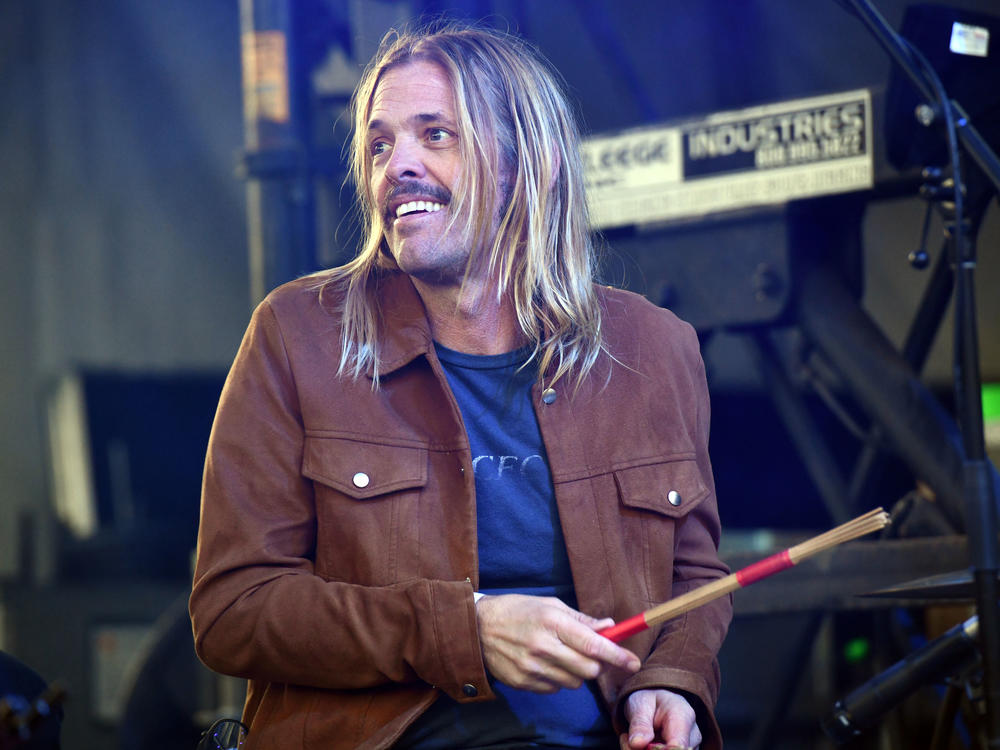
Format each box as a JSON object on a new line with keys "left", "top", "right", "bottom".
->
{"left": 734, "top": 549, "right": 793, "bottom": 586}
{"left": 598, "top": 613, "right": 649, "bottom": 643}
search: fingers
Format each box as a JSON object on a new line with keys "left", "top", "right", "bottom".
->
{"left": 625, "top": 690, "right": 657, "bottom": 748}
{"left": 656, "top": 695, "right": 696, "bottom": 748}
{"left": 671, "top": 704, "right": 701, "bottom": 748}
{"left": 562, "top": 604, "right": 616, "bottom": 632}
{"left": 499, "top": 629, "right": 596, "bottom": 692}
{"left": 625, "top": 689, "right": 700, "bottom": 750}
{"left": 555, "top": 616, "right": 641, "bottom": 674}
{"left": 476, "top": 594, "right": 640, "bottom": 692}
{"left": 519, "top": 599, "right": 637, "bottom": 682}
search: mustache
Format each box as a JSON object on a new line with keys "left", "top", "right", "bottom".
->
{"left": 381, "top": 180, "right": 452, "bottom": 220}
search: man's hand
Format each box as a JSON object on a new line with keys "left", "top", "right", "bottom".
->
{"left": 620, "top": 689, "right": 701, "bottom": 750}
{"left": 475, "top": 594, "right": 641, "bottom": 693}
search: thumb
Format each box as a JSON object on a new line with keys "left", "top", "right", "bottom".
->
{"left": 627, "top": 716, "right": 655, "bottom": 748}
{"left": 625, "top": 696, "right": 656, "bottom": 748}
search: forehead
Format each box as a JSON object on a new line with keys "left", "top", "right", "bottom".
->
{"left": 368, "top": 60, "right": 456, "bottom": 126}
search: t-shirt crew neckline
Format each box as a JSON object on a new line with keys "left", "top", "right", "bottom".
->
{"left": 433, "top": 341, "right": 533, "bottom": 371}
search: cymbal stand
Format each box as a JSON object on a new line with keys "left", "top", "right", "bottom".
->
{"left": 929, "top": 675, "right": 970, "bottom": 750}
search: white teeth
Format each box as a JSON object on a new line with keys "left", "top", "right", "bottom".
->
{"left": 395, "top": 200, "right": 443, "bottom": 218}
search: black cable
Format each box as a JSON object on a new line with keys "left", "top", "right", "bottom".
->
{"left": 897, "top": 38, "right": 965, "bottom": 263}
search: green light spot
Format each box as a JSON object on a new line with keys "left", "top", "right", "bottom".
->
{"left": 844, "top": 637, "right": 870, "bottom": 663}
{"left": 984, "top": 384, "right": 1000, "bottom": 421}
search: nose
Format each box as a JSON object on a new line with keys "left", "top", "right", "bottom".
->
{"left": 385, "top": 137, "right": 426, "bottom": 184}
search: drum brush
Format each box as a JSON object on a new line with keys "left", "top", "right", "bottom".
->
{"left": 599, "top": 507, "right": 891, "bottom": 643}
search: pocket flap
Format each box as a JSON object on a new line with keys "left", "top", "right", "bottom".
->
{"left": 614, "top": 458, "right": 709, "bottom": 518}
{"left": 302, "top": 436, "right": 428, "bottom": 499}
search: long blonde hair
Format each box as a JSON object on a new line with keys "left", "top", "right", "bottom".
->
{"left": 321, "top": 21, "right": 604, "bottom": 387}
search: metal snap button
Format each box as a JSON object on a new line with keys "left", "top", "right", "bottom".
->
{"left": 667, "top": 490, "right": 682, "bottom": 506}
{"left": 541, "top": 388, "right": 557, "bottom": 405}
{"left": 462, "top": 683, "right": 478, "bottom": 697}
{"left": 352, "top": 472, "right": 370, "bottom": 489}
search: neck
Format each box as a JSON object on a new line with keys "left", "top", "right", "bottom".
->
{"left": 411, "top": 276, "right": 524, "bottom": 355}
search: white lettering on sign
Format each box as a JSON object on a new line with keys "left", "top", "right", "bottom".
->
{"left": 686, "top": 103, "right": 865, "bottom": 161}
{"left": 582, "top": 128, "right": 684, "bottom": 192}
{"left": 583, "top": 89, "right": 873, "bottom": 229}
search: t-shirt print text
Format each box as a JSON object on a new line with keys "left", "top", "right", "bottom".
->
{"left": 472, "top": 454, "right": 547, "bottom": 481}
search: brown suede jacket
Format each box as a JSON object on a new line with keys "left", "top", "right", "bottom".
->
{"left": 189, "top": 270, "right": 732, "bottom": 749}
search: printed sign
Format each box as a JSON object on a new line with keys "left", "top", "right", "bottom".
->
{"left": 950, "top": 22, "right": 990, "bottom": 58}
{"left": 583, "top": 89, "right": 874, "bottom": 229}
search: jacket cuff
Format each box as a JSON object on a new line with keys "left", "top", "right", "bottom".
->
{"left": 425, "top": 580, "right": 494, "bottom": 703}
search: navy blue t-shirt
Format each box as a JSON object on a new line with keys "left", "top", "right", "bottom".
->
{"left": 396, "top": 344, "right": 614, "bottom": 749}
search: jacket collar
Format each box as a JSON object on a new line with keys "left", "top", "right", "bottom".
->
{"left": 366, "top": 271, "right": 435, "bottom": 380}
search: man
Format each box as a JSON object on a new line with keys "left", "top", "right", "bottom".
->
{"left": 190, "top": 21, "right": 731, "bottom": 750}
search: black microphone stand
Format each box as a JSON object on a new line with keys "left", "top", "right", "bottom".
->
{"left": 843, "top": 0, "right": 1000, "bottom": 746}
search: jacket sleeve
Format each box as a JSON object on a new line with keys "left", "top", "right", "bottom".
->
{"left": 188, "top": 299, "right": 491, "bottom": 703}
{"left": 613, "top": 324, "right": 733, "bottom": 750}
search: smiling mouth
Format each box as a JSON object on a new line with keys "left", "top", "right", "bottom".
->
{"left": 394, "top": 200, "right": 445, "bottom": 219}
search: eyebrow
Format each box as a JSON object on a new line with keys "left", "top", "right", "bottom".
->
{"left": 367, "top": 112, "right": 455, "bottom": 132}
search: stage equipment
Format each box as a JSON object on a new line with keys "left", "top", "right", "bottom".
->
{"left": 585, "top": 3, "right": 1000, "bottom": 739}
{"left": 0, "top": 685, "right": 65, "bottom": 750}
{"left": 885, "top": 5, "right": 1000, "bottom": 173}
{"left": 839, "top": 1, "right": 1000, "bottom": 745}
{"left": 583, "top": 89, "right": 874, "bottom": 231}
{"left": 44, "top": 371, "right": 224, "bottom": 581}
{"left": 0, "top": 651, "right": 65, "bottom": 750}
{"left": 195, "top": 719, "right": 248, "bottom": 750}
{"left": 238, "top": 0, "right": 321, "bottom": 304}
{"left": 581, "top": 41, "right": 995, "bottom": 750}
{"left": 582, "top": 89, "right": 875, "bottom": 334}
{"left": 863, "top": 569, "right": 1000, "bottom": 601}
{"left": 117, "top": 594, "right": 242, "bottom": 750}
{"left": 823, "top": 614, "right": 981, "bottom": 745}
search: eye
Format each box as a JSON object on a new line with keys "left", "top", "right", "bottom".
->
{"left": 427, "top": 127, "right": 454, "bottom": 144}
{"left": 370, "top": 140, "right": 390, "bottom": 158}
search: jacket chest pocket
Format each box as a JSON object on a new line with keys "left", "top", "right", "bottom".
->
{"left": 302, "top": 436, "right": 428, "bottom": 585}
{"left": 613, "top": 457, "right": 709, "bottom": 605}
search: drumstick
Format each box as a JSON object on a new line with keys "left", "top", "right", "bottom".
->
{"left": 599, "top": 507, "right": 891, "bottom": 643}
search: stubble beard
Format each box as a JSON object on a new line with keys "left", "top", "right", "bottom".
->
{"left": 385, "top": 218, "right": 473, "bottom": 288}
{"left": 383, "top": 172, "right": 513, "bottom": 291}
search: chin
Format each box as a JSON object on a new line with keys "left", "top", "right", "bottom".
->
{"left": 393, "top": 247, "right": 470, "bottom": 284}
{"left": 401, "top": 263, "right": 465, "bottom": 287}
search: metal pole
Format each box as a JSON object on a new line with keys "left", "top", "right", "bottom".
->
{"left": 238, "top": 0, "right": 316, "bottom": 307}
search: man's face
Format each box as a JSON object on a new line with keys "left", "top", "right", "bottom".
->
{"left": 367, "top": 60, "right": 473, "bottom": 286}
